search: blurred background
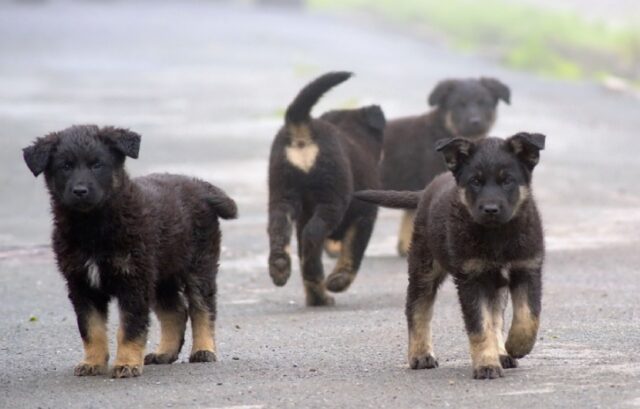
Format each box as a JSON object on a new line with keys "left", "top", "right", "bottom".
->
{"left": 1, "top": 1, "right": 639, "bottom": 408}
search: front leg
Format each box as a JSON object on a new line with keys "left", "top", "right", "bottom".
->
{"left": 506, "top": 267, "right": 542, "bottom": 359}
{"left": 67, "top": 282, "right": 110, "bottom": 376}
{"left": 456, "top": 277, "right": 504, "bottom": 380}
{"left": 112, "top": 295, "right": 149, "bottom": 378}
{"left": 268, "top": 200, "right": 296, "bottom": 286}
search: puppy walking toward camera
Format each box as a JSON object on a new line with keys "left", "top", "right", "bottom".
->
{"left": 380, "top": 78, "right": 511, "bottom": 256}
{"left": 23, "top": 125, "right": 237, "bottom": 378}
{"left": 268, "top": 72, "right": 386, "bottom": 306}
{"left": 357, "top": 133, "right": 545, "bottom": 379}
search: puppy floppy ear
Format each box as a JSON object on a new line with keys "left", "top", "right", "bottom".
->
{"left": 101, "top": 127, "right": 141, "bottom": 159}
{"left": 362, "top": 105, "right": 386, "bottom": 132}
{"left": 435, "top": 137, "right": 475, "bottom": 174}
{"left": 480, "top": 77, "right": 511, "bottom": 104}
{"left": 506, "top": 132, "right": 545, "bottom": 171}
{"left": 428, "top": 80, "right": 456, "bottom": 107}
{"left": 23, "top": 134, "right": 59, "bottom": 177}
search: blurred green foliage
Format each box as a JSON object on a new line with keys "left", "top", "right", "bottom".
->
{"left": 307, "top": 0, "right": 640, "bottom": 83}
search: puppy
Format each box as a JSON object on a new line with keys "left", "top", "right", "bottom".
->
{"left": 23, "top": 125, "right": 237, "bottom": 378}
{"left": 380, "top": 78, "right": 511, "bottom": 256}
{"left": 356, "top": 132, "right": 545, "bottom": 379}
{"left": 268, "top": 72, "right": 385, "bottom": 306}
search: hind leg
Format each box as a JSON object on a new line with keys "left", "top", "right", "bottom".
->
{"left": 185, "top": 256, "right": 218, "bottom": 363}
{"left": 268, "top": 200, "right": 296, "bottom": 286}
{"left": 397, "top": 210, "right": 415, "bottom": 257}
{"left": 145, "top": 280, "right": 188, "bottom": 365}
{"left": 299, "top": 204, "right": 343, "bottom": 306}
{"left": 326, "top": 207, "right": 377, "bottom": 293}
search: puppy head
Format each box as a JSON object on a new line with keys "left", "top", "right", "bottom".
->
{"left": 320, "top": 105, "right": 386, "bottom": 142}
{"left": 436, "top": 132, "right": 545, "bottom": 227}
{"left": 428, "top": 77, "right": 510, "bottom": 138}
{"left": 23, "top": 125, "right": 141, "bottom": 212}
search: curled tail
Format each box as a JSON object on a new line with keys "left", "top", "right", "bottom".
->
{"left": 354, "top": 190, "right": 421, "bottom": 209}
{"left": 205, "top": 186, "right": 238, "bottom": 220}
{"left": 285, "top": 71, "right": 353, "bottom": 125}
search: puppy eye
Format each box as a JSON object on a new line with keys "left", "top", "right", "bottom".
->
{"left": 501, "top": 176, "right": 515, "bottom": 187}
{"left": 469, "top": 177, "right": 483, "bottom": 188}
{"left": 91, "top": 162, "right": 103, "bottom": 170}
{"left": 61, "top": 162, "right": 73, "bottom": 171}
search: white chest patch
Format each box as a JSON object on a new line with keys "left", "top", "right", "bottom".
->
{"left": 285, "top": 142, "right": 319, "bottom": 173}
{"left": 85, "top": 259, "right": 101, "bottom": 289}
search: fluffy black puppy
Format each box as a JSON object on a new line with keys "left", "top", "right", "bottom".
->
{"left": 380, "top": 78, "right": 511, "bottom": 256}
{"left": 23, "top": 125, "right": 237, "bottom": 378}
{"left": 268, "top": 72, "right": 385, "bottom": 306}
{"left": 357, "top": 133, "right": 545, "bottom": 380}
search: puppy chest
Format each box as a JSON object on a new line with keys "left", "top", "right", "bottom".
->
{"left": 83, "top": 255, "right": 132, "bottom": 290}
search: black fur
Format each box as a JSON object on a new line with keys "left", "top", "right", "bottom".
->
{"left": 357, "top": 133, "right": 545, "bottom": 380}
{"left": 23, "top": 125, "right": 237, "bottom": 378}
{"left": 268, "top": 72, "right": 385, "bottom": 306}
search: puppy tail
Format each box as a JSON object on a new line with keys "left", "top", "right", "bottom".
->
{"left": 285, "top": 71, "right": 353, "bottom": 125}
{"left": 354, "top": 190, "right": 421, "bottom": 209}
{"left": 205, "top": 187, "right": 238, "bottom": 220}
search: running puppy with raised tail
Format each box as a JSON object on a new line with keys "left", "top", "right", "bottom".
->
{"left": 23, "top": 125, "right": 237, "bottom": 378}
{"left": 356, "top": 133, "right": 545, "bottom": 379}
{"left": 380, "top": 77, "right": 511, "bottom": 256}
{"left": 268, "top": 72, "right": 386, "bottom": 306}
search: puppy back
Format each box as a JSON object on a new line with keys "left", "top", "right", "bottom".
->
{"left": 285, "top": 71, "right": 352, "bottom": 125}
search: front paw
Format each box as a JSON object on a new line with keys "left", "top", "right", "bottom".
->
{"left": 409, "top": 354, "right": 439, "bottom": 370}
{"left": 269, "top": 252, "right": 291, "bottom": 286}
{"left": 112, "top": 364, "right": 142, "bottom": 379}
{"left": 500, "top": 354, "right": 519, "bottom": 369}
{"left": 144, "top": 352, "right": 178, "bottom": 365}
{"left": 74, "top": 362, "right": 107, "bottom": 376}
{"left": 473, "top": 365, "right": 504, "bottom": 380}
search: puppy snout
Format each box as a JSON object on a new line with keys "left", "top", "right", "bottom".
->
{"left": 479, "top": 203, "right": 500, "bottom": 215}
{"left": 468, "top": 117, "right": 482, "bottom": 126}
{"left": 72, "top": 185, "right": 89, "bottom": 198}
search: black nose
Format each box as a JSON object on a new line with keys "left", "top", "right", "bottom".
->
{"left": 469, "top": 118, "right": 482, "bottom": 126}
{"left": 72, "top": 186, "right": 89, "bottom": 198}
{"left": 480, "top": 203, "right": 500, "bottom": 215}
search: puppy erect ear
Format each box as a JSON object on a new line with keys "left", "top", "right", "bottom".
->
{"left": 101, "top": 127, "right": 141, "bottom": 159}
{"left": 428, "top": 80, "right": 456, "bottom": 107}
{"left": 362, "top": 105, "right": 386, "bottom": 132}
{"left": 435, "top": 137, "right": 475, "bottom": 174}
{"left": 480, "top": 77, "right": 511, "bottom": 104}
{"left": 506, "top": 132, "right": 546, "bottom": 171}
{"left": 23, "top": 134, "right": 59, "bottom": 177}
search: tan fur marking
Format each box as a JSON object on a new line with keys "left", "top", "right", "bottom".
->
{"left": 398, "top": 210, "right": 415, "bottom": 256}
{"left": 444, "top": 112, "right": 459, "bottom": 137}
{"left": 114, "top": 327, "right": 145, "bottom": 368}
{"left": 462, "top": 255, "right": 543, "bottom": 276}
{"left": 512, "top": 185, "right": 530, "bottom": 216}
{"left": 468, "top": 301, "right": 501, "bottom": 369}
{"left": 324, "top": 239, "right": 342, "bottom": 256}
{"left": 155, "top": 309, "right": 186, "bottom": 355}
{"left": 190, "top": 310, "right": 215, "bottom": 354}
{"left": 492, "top": 288, "right": 509, "bottom": 356}
{"left": 80, "top": 309, "right": 109, "bottom": 367}
{"left": 408, "top": 298, "right": 435, "bottom": 361}
{"left": 333, "top": 226, "right": 356, "bottom": 275}
{"left": 285, "top": 124, "right": 318, "bottom": 173}
{"left": 506, "top": 286, "right": 539, "bottom": 357}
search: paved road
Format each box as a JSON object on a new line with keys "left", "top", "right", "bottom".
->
{"left": 1, "top": 1, "right": 639, "bottom": 408}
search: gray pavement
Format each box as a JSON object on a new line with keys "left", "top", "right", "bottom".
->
{"left": 1, "top": 1, "right": 640, "bottom": 408}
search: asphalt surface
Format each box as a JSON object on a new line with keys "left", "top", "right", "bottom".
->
{"left": 1, "top": 1, "right": 640, "bottom": 408}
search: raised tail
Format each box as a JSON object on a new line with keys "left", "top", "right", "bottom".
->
{"left": 205, "top": 186, "right": 238, "bottom": 220}
{"left": 354, "top": 190, "right": 422, "bottom": 209}
{"left": 285, "top": 71, "right": 353, "bottom": 125}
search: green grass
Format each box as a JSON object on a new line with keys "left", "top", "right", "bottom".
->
{"left": 306, "top": 0, "right": 640, "bottom": 84}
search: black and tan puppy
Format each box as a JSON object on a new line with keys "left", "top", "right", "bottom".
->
{"left": 356, "top": 132, "right": 545, "bottom": 379}
{"left": 23, "top": 125, "right": 237, "bottom": 378}
{"left": 268, "top": 72, "right": 385, "bottom": 306}
{"left": 380, "top": 78, "right": 511, "bottom": 256}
